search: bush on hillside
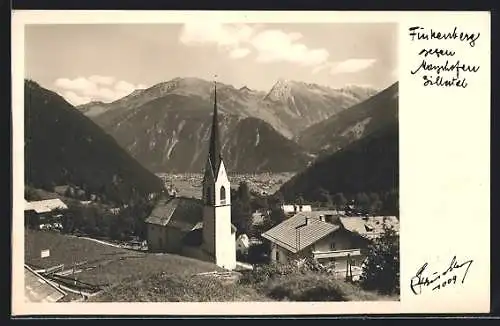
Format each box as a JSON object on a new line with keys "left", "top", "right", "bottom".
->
{"left": 264, "top": 273, "right": 394, "bottom": 302}
{"left": 95, "top": 272, "right": 267, "bottom": 302}
{"left": 360, "top": 224, "right": 400, "bottom": 294}
{"left": 239, "top": 262, "right": 297, "bottom": 285}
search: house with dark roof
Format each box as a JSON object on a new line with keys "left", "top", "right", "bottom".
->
{"left": 145, "top": 197, "right": 236, "bottom": 255}
{"left": 24, "top": 198, "right": 68, "bottom": 230}
{"left": 262, "top": 211, "right": 399, "bottom": 274}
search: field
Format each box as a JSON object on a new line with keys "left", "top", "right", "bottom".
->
{"left": 25, "top": 229, "right": 220, "bottom": 289}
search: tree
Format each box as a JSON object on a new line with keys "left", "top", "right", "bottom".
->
{"left": 25, "top": 186, "right": 42, "bottom": 201}
{"left": 251, "top": 196, "right": 269, "bottom": 212}
{"left": 315, "top": 188, "right": 333, "bottom": 208}
{"left": 332, "top": 192, "right": 347, "bottom": 210}
{"left": 295, "top": 195, "right": 305, "bottom": 205}
{"left": 381, "top": 189, "right": 399, "bottom": 216}
{"left": 355, "top": 192, "right": 371, "bottom": 214}
{"left": 237, "top": 181, "right": 251, "bottom": 204}
{"left": 231, "top": 200, "right": 252, "bottom": 235}
{"left": 272, "top": 191, "right": 285, "bottom": 206}
{"left": 360, "top": 224, "right": 400, "bottom": 294}
{"left": 269, "top": 206, "right": 286, "bottom": 226}
{"left": 367, "top": 193, "right": 382, "bottom": 215}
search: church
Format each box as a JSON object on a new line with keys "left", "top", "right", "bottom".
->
{"left": 145, "top": 79, "right": 237, "bottom": 270}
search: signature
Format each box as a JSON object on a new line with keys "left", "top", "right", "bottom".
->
{"left": 410, "top": 256, "right": 473, "bottom": 295}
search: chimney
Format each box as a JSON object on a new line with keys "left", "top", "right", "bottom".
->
{"left": 319, "top": 215, "right": 325, "bottom": 222}
{"left": 305, "top": 216, "right": 310, "bottom": 225}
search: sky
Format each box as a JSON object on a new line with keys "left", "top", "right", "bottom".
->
{"left": 25, "top": 23, "right": 398, "bottom": 106}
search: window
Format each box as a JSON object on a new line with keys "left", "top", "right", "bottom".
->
{"left": 330, "top": 242, "right": 336, "bottom": 250}
{"left": 276, "top": 251, "right": 280, "bottom": 262}
{"left": 220, "top": 186, "right": 226, "bottom": 205}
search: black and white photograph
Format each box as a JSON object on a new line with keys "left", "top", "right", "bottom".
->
{"left": 15, "top": 16, "right": 399, "bottom": 305}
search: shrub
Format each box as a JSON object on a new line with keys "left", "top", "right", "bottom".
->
{"left": 360, "top": 224, "right": 400, "bottom": 294}
{"left": 95, "top": 272, "right": 267, "bottom": 302}
{"left": 265, "top": 274, "right": 346, "bottom": 301}
{"left": 239, "top": 262, "right": 297, "bottom": 285}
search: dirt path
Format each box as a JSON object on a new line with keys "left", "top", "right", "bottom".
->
{"left": 76, "top": 236, "right": 123, "bottom": 249}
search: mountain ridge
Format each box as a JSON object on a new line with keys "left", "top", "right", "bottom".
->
{"left": 298, "top": 82, "right": 398, "bottom": 155}
{"left": 25, "top": 80, "right": 164, "bottom": 204}
{"left": 77, "top": 77, "right": 377, "bottom": 139}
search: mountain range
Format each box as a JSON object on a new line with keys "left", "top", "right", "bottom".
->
{"left": 24, "top": 80, "right": 164, "bottom": 204}
{"left": 298, "top": 82, "right": 399, "bottom": 156}
{"left": 76, "top": 77, "right": 378, "bottom": 173}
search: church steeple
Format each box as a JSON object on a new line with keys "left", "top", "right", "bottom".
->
{"left": 208, "top": 77, "right": 222, "bottom": 176}
{"left": 201, "top": 76, "right": 235, "bottom": 270}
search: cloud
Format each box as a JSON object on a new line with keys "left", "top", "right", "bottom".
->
{"left": 179, "top": 22, "right": 254, "bottom": 50}
{"left": 330, "top": 59, "right": 377, "bottom": 74}
{"left": 88, "top": 75, "right": 116, "bottom": 86}
{"left": 251, "top": 29, "right": 329, "bottom": 66}
{"left": 179, "top": 23, "right": 378, "bottom": 76}
{"left": 229, "top": 47, "right": 251, "bottom": 59}
{"left": 54, "top": 76, "right": 147, "bottom": 106}
{"left": 63, "top": 91, "right": 91, "bottom": 106}
{"left": 179, "top": 23, "right": 329, "bottom": 67}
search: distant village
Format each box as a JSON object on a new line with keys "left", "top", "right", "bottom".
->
{"left": 155, "top": 172, "right": 294, "bottom": 198}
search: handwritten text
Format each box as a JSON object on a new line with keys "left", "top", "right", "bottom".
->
{"left": 409, "top": 26, "right": 481, "bottom": 88}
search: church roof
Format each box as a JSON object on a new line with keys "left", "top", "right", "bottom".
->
{"left": 145, "top": 197, "right": 203, "bottom": 232}
{"left": 207, "top": 80, "right": 223, "bottom": 177}
{"left": 145, "top": 197, "right": 237, "bottom": 233}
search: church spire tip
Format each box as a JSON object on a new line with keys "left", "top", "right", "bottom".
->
{"left": 207, "top": 74, "right": 222, "bottom": 176}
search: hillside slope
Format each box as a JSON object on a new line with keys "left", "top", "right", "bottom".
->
{"left": 298, "top": 82, "right": 398, "bottom": 155}
{"left": 279, "top": 122, "right": 399, "bottom": 202}
{"left": 24, "top": 80, "right": 163, "bottom": 204}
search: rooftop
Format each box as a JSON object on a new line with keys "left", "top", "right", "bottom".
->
{"left": 25, "top": 198, "right": 68, "bottom": 214}
{"left": 339, "top": 216, "right": 399, "bottom": 240}
{"left": 145, "top": 197, "right": 236, "bottom": 233}
{"left": 24, "top": 265, "right": 66, "bottom": 303}
{"left": 145, "top": 197, "right": 204, "bottom": 232}
{"left": 262, "top": 212, "right": 339, "bottom": 253}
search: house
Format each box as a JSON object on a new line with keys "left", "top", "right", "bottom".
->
{"left": 24, "top": 265, "right": 66, "bottom": 303}
{"left": 236, "top": 234, "right": 250, "bottom": 256}
{"left": 281, "top": 204, "right": 312, "bottom": 216}
{"left": 262, "top": 211, "right": 399, "bottom": 277}
{"left": 145, "top": 79, "right": 237, "bottom": 270}
{"left": 339, "top": 216, "right": 399, "bottom": 240}
{"left": 24, "top": 199, "right": 68, "bottom": 229}
{"left": 251, "top": 211, "right": 266, "bottom": 226}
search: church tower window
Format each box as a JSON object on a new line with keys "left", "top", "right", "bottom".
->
{"left": 220, "top": 186, "right": 226, "bottom": 205}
